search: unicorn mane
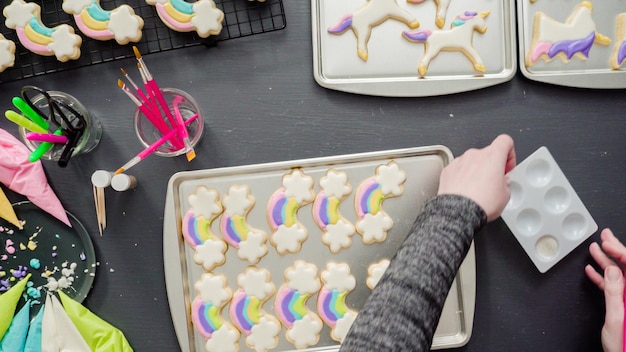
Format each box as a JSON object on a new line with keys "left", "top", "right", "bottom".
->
{"left": 452, "top": 11, "right": 478, "bottom": 28}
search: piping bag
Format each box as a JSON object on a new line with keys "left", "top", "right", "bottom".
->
{"left": 0, "top": 128, "right": 71, "bottom": 227}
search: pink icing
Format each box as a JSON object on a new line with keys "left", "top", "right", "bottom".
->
{"left": 531, "top": 41, "right": 552, "bottom": 62}
{"left": 156, "top": 3, "right": 194, "bottom": 31}
{"left": 274, "top": 286, "right": 293, "bottom": 329}
{"left": 16, "top": 28, "right": 51, "bottom": 55}
{"left": 73, "top": 14, "right": 114, "bottom": 39}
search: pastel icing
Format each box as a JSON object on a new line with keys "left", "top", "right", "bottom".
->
{"left": 220, "top": 185, "right": 268, "bottom": 264}
{"left": 366, "top": 259, "right": 390, "bottom": 289}
{"left": 327, "top": 0, "right": 419, "bottom": 61}
{"left": 525, "top": 1, "right": 611, "bottom": 67}
{"left": 275, "top": 261, "right": 322, "bottom": 348}
{"left": 145, "top": 0, "right": 224, "bottom": 38}
{"left": 312, "top": 169, "right": 355, "bottom": 253}
{"left": 62, "top": 0, "right": 144, "bottom": 44}
{"left": 354, "top": 161, "right": 406, "bottom": 244}
{"left": 0, "top": 34, "right": 16, "bottom": 72}
{"left": 406, "top": 0, "right": 452, "bottom": 28}
{"left": 3, "top": 0, "right": 82, "bottom": 62}
{"left": 611, "top": 13, "right": 626, "bottom": 69}
{"left": 317, "top": 262, "right": 357, "bottom": 343}
{"left": 402, "top": 11, "right": 491, "bottom": 76}
{"left": 267, "top": 169, "right": 314, "bottom": 254}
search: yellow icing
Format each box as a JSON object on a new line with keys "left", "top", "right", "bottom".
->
{"left": 163, "top": 2, "right": 193, "bottom": 23}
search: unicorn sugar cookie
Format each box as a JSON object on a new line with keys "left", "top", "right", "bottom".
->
{"left": 190, "top": 273, "right": 241, "bottom": 352}
{"left": 611, "top": 13, "right": 626, "bottom": 69}
{"left": 219, "top": 185, "right": 268, "bottom": 264}
{"left": 62, "top": 0, "right": 144, "bottom": 45}
{"left": 327, "top": 0, "right": 420, "bottom": 61}
{"left": 525, "top": 1, "right": 611, "bottom": 67}
{"left": 317, "top": 262, "right": 357, "bottom": 343}
{"left": 267, "top": 169, "right": 315, "bottom": 255}
{"left": 0, "top": 34, "right": 16, "bottom": 72}
{"left": 3, "top": 0, "right": 82, "bottom": 62}
{"left": 403, "top": 11, "right": 490, "bottom": 77}
{"left": 312, "top": 169, "right": 355, "bottom": 253}
{"left": 181, "top": 186, "right": 227, "bottom": 271}
{"left": 229, "top": 267, "right": 281, "bottom": 352}
{"left": 407, "top": 0, "right": 452, "bottom": 29}
{"left": 146, "top": 0, "right": 224, "bottom": 38}
{"left": 354, "top": 161, "right": 406, "bottom": 244}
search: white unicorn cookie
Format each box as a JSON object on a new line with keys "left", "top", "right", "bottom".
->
{"left": 267, "top": 169, "right": 315, "bottom": 255}
{"left": 219, "top": 185, "right": 268, "bottom": 264}
{"left": 0, "top": 34, "right": 16, "bottom": 72}
{"left": 62, "top": 0, "right": 144, "bottom": 44}
{"left": 524, "top": 1, "right": 611, "bottom": 67}
{"left": 181, "top": 186, "right": 227, "bottom": 271}
{"left": 275, "top": 261, "right": 323, "bottom": 349}
{"left": 611, "top": 13, "right": 626, "bottom": 70}
{"left": 327, "top": 0, "right": 419, "bottom": 61}
{"left": 407, "top": 0, "right": 452, "bottom": 29}
{"left": 317, "top": 262, "right": 357, "bottom": 343}
{"left": 146, "top": 0, "right": 224, "bottom": 38}
{"left": 3, "top": 0, "right": 82, "bottom": 62}
{"left": 354, "top": 161, "right": 406, "bottom": 244}
{"left": 229, "top": 267, "right": 281, "bottom": 352}
{"left": 366, "top": 259, "right": 390, "bottom": 290}
{"left": 312, "top": 169, "right": 355, "bottom": 253}
{"left": 402, "top": 11, "right": 491, "bottom": 77}
{"left": 190, "top": 273, "right": 240, "bottom": 352}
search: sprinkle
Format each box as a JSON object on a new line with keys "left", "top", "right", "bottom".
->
{"left": 109, "top": 268, "right": 115, "bottom": 273}
{"left": 51, "top": 253, "right": 57, "bottom": 258}
{"left": 79, "top": 252, "right": 86, "bottom": 261}
{"left": 55, "top": 234, "right": 60, "bottom": 239}
{"left": 19, "top": 243, "right": 26, "bottom": 250}
{"left": 52, "top": 246, "right": 57, "bottom": 251}
{"left": 1, "top": 255, "right": 7, "bottom": 261}
{"left": 27, "top": 241, "right": 37, "bottom": 251}
{"left": 89, "top": 273, "right": 95, "bottom": 276}
{"left": 29, "top": 258, "right": 41, "bottom": 270}
{"left": 6, "top": 229, "right": 13, "bottom": 235}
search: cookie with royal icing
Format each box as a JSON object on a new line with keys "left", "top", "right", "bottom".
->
{"left": 366, "top": 259, "right": 390, "bottom": 290}
{"left": 182, "top": 186, "right": 227, "bottom": 271}
{"left": 407, "top": 0, "right": 453, "bottom": 29}
{"left": 146, "top": 0, "right": 224, "bottom": 38}
{"left": 317, "top": 262, "right": 357, "bottom": 343}
{"left": 275, "top": 261, "right": 323, "bottom": 349}
{"left": 267, "top": 169, "right": 315, "bottom": 255}
{"left": 611, "top": 13, "right": 626, "bottom": 70}
{"left": 312, "top": 169, "right": 355, "bottom": 253}
{"left": 229, "top": 267, "right": 281, "bottom": 352}
{"left": 354, "top": 161, "right": 406, "bottom": 244}
{"left": 190, "top": 273, "right": 240, "bottom": 352}
{"left": 3, "top": 0, "right": 82, "bottom": 62}
{"left": 0, "top": 34, "right": 16, "bottom": 72}
{"left": 220, "top": 185, "right": 268, "bottom": 264}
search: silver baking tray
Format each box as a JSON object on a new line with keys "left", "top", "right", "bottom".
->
{"left": 311, "top": 0, "right": 516, "bottom": 96}
{"left": 163, "top": 146, "right": 476, "bottom": 351}
{"left": 518, "top": 0, "right": 626, "bottom": 88}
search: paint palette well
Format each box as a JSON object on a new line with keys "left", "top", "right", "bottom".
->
{"left": 501, "top": 147, "right": 598, "bottom": 273}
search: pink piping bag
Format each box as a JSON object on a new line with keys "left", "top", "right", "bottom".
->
{"left": 0, "top": 128, "right": 71, "bottom": 227}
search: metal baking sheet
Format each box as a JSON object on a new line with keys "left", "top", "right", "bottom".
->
{"left": 163, "top": 146, "right": 476, "bottom": 351}
{"left": 518, "top": 0, "right": 626, "bottom": 88}
{"left": 311, "top": 0, "right": 516, "bottom": 96}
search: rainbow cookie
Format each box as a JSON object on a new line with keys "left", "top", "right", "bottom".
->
{"left": 3, "top": 0, "right": 82, "bottom": 62}
{"left": 182, "top": 186, "right": 227, "bottom": 271}
{"left": 366, "top": 259, "right": 390, "bottom": 290}
{"left": 406, "top": 0, "right": 452, "bottom": 29}
{"left": 403, "top": 11, "right": 490, "bottom": 77}
{"left": 525, "top": 1, "right": 611, "bottom": 67}
{"left": 190, "top": 273, "right": 240, "bottom": 352}
{"left": 274, "top": 261, "right": 323, "bottom": 349}
{"left": 312, "top": 169, "right": 355, "bottom": 253}
{"left": 220, "top": 185, "right": 268, "bottom": 264}
{"left": 0, "top": 34, "right": 16, "bottom": 72}
{"left": 611, "top": 13, "right": 626, "bottom": 70}
{"left": 316, "top": 262, "right": 357, "bottom": 343}
{"left": 327, "top": 0, "right": 420, "bottom": 61}
{"left": 146, "top": 0, "right": 224, "bottom": 38}
{"left": 229, "top": 267, "right": 281, "bottom": 352}
{"left": 62, "top": 0, "right": 144, "bottom": 45}
{"left": 267, "top": 169, "right": 315, "bottom": 255}
{"left": 354, "top": 161, "right": 406, "bottom": 244}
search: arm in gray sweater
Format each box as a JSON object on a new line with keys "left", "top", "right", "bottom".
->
{"left": 340, "top": 194, "right": 487, "bottom": 351}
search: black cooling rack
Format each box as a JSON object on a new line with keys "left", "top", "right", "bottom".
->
{"left": 0, "top": 0, "right": 286, "bottom": 83}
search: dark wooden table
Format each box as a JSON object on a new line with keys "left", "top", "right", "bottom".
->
{"left": 0, "top": 2, "right": 624, "bottom": 351}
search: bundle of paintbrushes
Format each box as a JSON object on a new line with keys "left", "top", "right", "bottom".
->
{"left": 115, "top": 46, "right": 196, "bottom": 175}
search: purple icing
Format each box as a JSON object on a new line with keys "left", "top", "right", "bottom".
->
{"left": 359, "top": 181, "right": 379, "bottom": 214}
{"left": 271, "top": 196, "right": 287, "bottom": 227}
{"left": 318, "top": 197, "right": 329, "bottom": 225}
{"left": 548, "top": 31, "right": 595, "bottom": 59}
{"left": 403, "top": 30, "right": 431, "bottom": 42}
{"left": 322, "top": 290, "right": 338, "bottom": 322}
{"left": 328, "top": 15, "right": 352, "bottom": 34}
{"left": 235, "top": 296, "right": 253, "bottom": 332}
{"left": 618, "top": 41, "right": 626, "bottom": 66}
{"left": 281, "top": 290, "right": 296, "bottom": 323}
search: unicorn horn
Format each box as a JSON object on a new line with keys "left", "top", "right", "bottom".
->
{"left": 480, "top": 11, "right": 491, "bottom": 18}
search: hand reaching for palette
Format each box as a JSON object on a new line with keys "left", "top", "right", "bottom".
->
{"left": 585, "top": 228, "right": 625, "bottom": 352}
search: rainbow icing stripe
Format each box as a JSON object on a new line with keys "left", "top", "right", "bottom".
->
{"left": 219, "top": 214, "right": 248, "bottom": 247}
{"left": 182, "top": 209, "right": 213, "bottom": 248}
{"left": 267, "top": 189, "right": 299, "bottom": 230}
{"left": 73, "top": 2, "right": 113, "bottom": 38}
{"left": 191, "top": 298, "right": 223, "bottom": 338}
{"left": 274, "top": 286, "right": 309, "bottom": 329}
{"left": 354, "top": 178, "right": 385, "bottom": 218}
{"left": 316, "top": 288, "right": 348, "bottom": 328}
{"left": 229, "top": 290, "right": 262, "bottom": 334}
{"left": 146, "top": 0, "right": 224, "bottom": 38}
{"left": 312, "top": 192, "right": 341, "bottom": 228}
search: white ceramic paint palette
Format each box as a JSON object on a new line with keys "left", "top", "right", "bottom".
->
{"left": 501, "top": 147, "right": 598, "bottom": 273}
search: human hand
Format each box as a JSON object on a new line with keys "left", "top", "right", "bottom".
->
{"left": 585, "top": 228, "right": 625, "bottom": 352}
{"left": 437, "top": 134, "right": 516, "bottom": 222}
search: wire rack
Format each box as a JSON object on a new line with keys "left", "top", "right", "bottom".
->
{"left": 0, "top": 0, "right": 286, "bottom": 83}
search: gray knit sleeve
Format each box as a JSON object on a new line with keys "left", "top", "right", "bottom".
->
{"left": 339, "top": 194, "right": 487, "bottom": 351}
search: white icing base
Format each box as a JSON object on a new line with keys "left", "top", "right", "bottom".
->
{"left": 322, "top": 220, "right": 355, "bottom": 253}
{"left": 271, "top": 224, "right": 307, "bottom": 254}
{"left": 246, "top": 316, "right": 280, "bottom": 352}
{"left": 238, "top": 267, "right": 274, "bottom": 300}
{"left": 205, "top": 325, "right": 239, "bottom": 352}
{"left": 333, "top": 311, "right": 357, "bottom": 342}
{"left": 193, "top": 239, "right": 226, "bottom": 271}
{"left": 356, "top": 212, "right": 393, "bottom": 244}
{"left": 238, "top": 231, "right": 268, "bottom": 264}
{"left": 287, "top": 314, "right": 323, "bottom": 349}
{"left": 366, "top": 259, "right": 390, "bottom": 289}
